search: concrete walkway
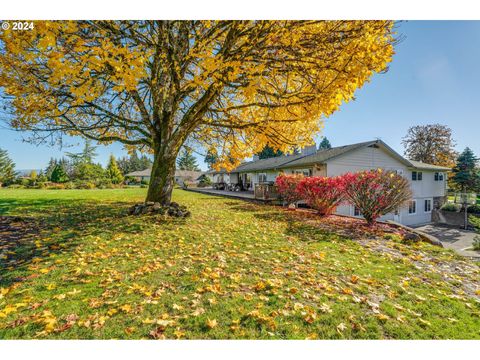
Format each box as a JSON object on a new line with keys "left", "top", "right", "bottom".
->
{"left": 187, "top": 188, "right": 258, "bottom": 201}
{"left": 413, "top": 223, "right": 480, "bottom": 258}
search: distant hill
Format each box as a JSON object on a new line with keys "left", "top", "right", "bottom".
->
{"left": 16, "top": 169, "right": 42, "bottom": 177}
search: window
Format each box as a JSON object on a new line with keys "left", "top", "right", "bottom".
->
{"left": 408, "top": 200, "right": 417, "bottom": 214}
{"left": 434, "top": 172, "right": 444, "bottom": 181}
{"left": 424, "top": 199, "right": 432, "bottom": 213}
{"left": 353, "top": 206, "right": 362, "bottom": 216}
{"left": 258, "top": 173, "right": 267, "bottom": 183}
{"left": 412, "top": 171, "right": 422, "bottom": 181}
{"left": 293, "top": 169, "right": 312, "bottom": 177}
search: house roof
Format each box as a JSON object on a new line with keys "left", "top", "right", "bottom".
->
{"left": 276, "top": 141, "right": 377, "bottom": 169}
{"left": 225, "top": 140, "right": 452, "bottom": 173}
{"left": 126, "top": 168, "right": 205, "bottom": 179}
{"left": 407, "top": 160, "right": 451, "bottom": 171}
{"left": 231, "top": 152, "right": 310, "bottom": 173}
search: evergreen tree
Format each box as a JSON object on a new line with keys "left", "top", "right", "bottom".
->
{"left": 138, "top": 154, "right": 152, "bottom": 171}
{"left": 118, "top": 151, "right": 152, "bottom": 174}
{"left": 0, "top": 148, "right": 16, "bottom": 186}
{"left": 452, "top": 147, "right": 480, "bottom": 193}
{"left": 318, "top": 137, "right": 332, "bottom": 150}
{"left": 45, "top": 157, "right": 57, "bottom": 180}
{"left": 37, "top": 171, "right": 48, "bottom": 183}
{"left": 106, "top": 155, "right": 125, "bottom": 184}
{"left": 66, "top": 139, "right": 98, "bottom": 165}
{"left": 177, "top": 148, "right": 200, "bottom": 171}
{"left": 204, "top": 150, "right": 218, "bottom": 170}
{"left": 256, "top": 145, "right": 284, "bottom": 160}
{"left": 50, "top": 163, "right": 69, "bottom": 183}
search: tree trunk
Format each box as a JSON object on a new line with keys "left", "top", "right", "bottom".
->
{"left": 145, "top": 147, "right": 177, "bottom": 205}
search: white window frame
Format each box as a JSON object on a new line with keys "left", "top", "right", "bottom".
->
{"left": 412, "top": 171, "right": 423, "bottom": 181}
{"left": 424, "top": 199, "right": 432, "bottom": 213}
{"left": 408, "top": 200, "right": 417, "bottom": 215}
{"left": 258, "top": 173, "right": 267, "bottom": 183}
{"left": 353, "top": 206, "right": 362, "bottom": 217}
{"left": 434, "top": 172, "right": 444, "bottom": 181}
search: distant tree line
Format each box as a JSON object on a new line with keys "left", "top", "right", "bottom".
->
{"left": 0, "top": 140, "right": 153, "bottom": 189}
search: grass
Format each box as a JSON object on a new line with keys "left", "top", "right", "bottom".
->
{"left": 0, "top": 188, "right": 479, "bottom": 339}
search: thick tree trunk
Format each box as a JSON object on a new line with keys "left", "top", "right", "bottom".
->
{"left": 145, "top": 148, "right": 177, "bottom": 205}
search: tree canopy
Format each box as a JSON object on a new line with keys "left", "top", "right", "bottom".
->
{"left": 402, "top": 124, "right": 457, "bottom": 168}
{"left": 0, "top": 20, "right": 396, "bottom": 204}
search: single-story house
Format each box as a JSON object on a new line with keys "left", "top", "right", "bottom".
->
{"left": 126, "top": 168, "right": 205, "bottom": 187}
{"left": 206, "top": 140, "right": 450, "bottom": 226}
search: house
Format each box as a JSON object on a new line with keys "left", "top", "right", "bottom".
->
{"left": 126, "top": 168, "right": 205, "bottom": 187}
{"left": 208, "top": 140, "right": 450, "bottom": 226}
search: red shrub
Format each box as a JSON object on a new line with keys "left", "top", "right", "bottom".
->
{"left": 275, "top": 174, "right": 304, "bottom": 206}
{"left": 296, "top": 176, "right": 346, "bottom": 215}
{"left": 342, "top": 169, "right": 412, "bottom": 225}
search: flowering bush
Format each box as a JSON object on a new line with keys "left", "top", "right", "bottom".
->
{"left": 296, "top": 176, "right": 346, "bottom": 215}
{"left": 275, "top": 174, "right": 304, "bottom": 206}
{"left": 342, "top": 169, "right": 412, "bottom": 225}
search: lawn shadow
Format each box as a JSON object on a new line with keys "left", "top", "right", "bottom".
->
{"left": 223, "top": 200, "right": 347, "bottom": 243}
{"left": 0, "top": 196, "right": 151, "bottom": 287}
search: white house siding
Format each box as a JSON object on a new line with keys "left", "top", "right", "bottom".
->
{"left": 325, "top": 145, "right": 409, "bottom": 177}
{"left": 249, "top": 170, "right": 278, "bottom": 189}
{"left": 324, "top": 146, "right": 446, "bottom": 226}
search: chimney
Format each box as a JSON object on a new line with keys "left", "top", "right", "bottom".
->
{"left": 301, "top": 144, "right": 317, "bottom": 155}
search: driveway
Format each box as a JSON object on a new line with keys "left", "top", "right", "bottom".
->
{"left": 414, "top": 223, "right": 480, "bottom": 258}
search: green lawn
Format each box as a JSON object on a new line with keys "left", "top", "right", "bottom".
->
{"left": 0, "top": 188, "right": 479, "bottom": 339}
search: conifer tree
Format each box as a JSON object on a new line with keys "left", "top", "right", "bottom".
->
{"left": 177, "top": 149, "right": 200, "bottom": 171}
{"left": 0, "top": 148, "right": 16, "bottom": 186}
{"left": 106, "top": 155, "right": 125, "bottom": 184}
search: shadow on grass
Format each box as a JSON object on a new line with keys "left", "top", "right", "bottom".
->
{"left": 223, "top": 200, "right": 347, "bottom": 244}
{"left": 0, "top": 196, "right": 154, "bottom": 287}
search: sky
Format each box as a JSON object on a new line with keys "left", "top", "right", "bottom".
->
{"left": 1, "top": 20, "right": 479, "bottom": 171}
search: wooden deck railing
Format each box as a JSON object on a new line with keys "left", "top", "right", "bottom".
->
{"left": 254, "top": 183, "right": 280, "bottom": 201}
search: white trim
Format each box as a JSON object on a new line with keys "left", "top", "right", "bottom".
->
{"left": 408, "top": 199, "right": 417, "bottom": 215}
{"left": 424, "top": 198, "right": 433, "bottom": 213}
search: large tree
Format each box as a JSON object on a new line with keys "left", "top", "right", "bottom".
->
{"left": 402, "top": 124, "right": 457, "bottom": 167}
{"left": 0, "top": 21, "right": 396, "bottom": 205}
{"left": 452, "top": 147, "right": 480, "bottom": 193}
{"left": 0, "top": 148, "right": 16, "bottom": 186}
{"left": 177, "top": 148, "right": 200, "bottom": 171}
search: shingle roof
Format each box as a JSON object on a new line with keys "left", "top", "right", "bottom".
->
{"left": 407, "top": 160, "right": 451, "bottom": 171}
{"left": 231, "top": 152, "right": 310, "bottom": 173}
{"left": 276, "top": 141, "right": 377, "bottom": 169}
{"left": 225, "top": 140, "right": 452, "bottom": 173}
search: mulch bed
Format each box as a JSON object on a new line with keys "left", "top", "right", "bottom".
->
{"left": 283, "top": 208, "right": 410, "bottom": 240}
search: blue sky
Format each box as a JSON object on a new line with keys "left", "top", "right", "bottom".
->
{"left": 1, "top": 20, "right": 479, "bottom": 171}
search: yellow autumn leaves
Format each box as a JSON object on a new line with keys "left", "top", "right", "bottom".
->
{"left": 1, "top": 21, "right": 395, "bottom": 170}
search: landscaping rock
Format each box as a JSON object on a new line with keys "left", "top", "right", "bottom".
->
{"left": 128, "top": 202, "right": 191, "bottom": 218}
{"left": 402, "top": 232, "right": 421, "bottom": 243}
